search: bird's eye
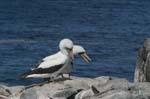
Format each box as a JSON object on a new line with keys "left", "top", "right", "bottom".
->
{"left": 66, "top": 48, "right": 72, "bottom": 51}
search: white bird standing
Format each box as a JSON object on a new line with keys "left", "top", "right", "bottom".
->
{"left": 21, "top": 38, "right": 74, "bottom": 80}
{"left": 42, "top": 45, "right": 91, "bottom": 63}
{"left": 41, "top": 45, "right": 91, "bottom": 78}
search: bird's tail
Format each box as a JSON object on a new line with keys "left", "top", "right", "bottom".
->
{"left": 19, "top": 70, "right": 33, "bottom": 80}
{"left": 19, "top": 73, "right": 28, "bottom": 80}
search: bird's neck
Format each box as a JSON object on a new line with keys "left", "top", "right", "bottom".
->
{"left": 60, "top": 49, "right": 69, "bottom": 56}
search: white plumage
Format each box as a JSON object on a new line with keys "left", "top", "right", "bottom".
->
{"left": 21, "top": 38, "right": 74, "bottom": 79}
{"left": 43, "top": 52, "right": 61, "bottom": 61}
{"left": 38, "top": 52, "right": 67, "bottom": 69}
{"left": 21, "top": 40, "right": 91, "bottom": 80}
{"left": 36, "top": 45, "right": 91, "bottom": 77}
{"left": 41, "top": 45, "right": 91, "bottom": 67}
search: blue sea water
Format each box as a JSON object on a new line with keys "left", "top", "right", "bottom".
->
{"left": 0, "top": 0, "right": 149, "bottom": 85}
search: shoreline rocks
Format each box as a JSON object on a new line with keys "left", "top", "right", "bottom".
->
{"left": 0, "top": 38, "right": 150, "bottom": 99}
{"left": 0, "top": 76, "right": 149, "bottom": 99}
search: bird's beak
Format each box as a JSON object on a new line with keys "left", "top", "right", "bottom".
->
{"left": 80, "top": 52, "right": 91, "bottom": 63}
{"left": 69, "top": 49, "right": 74, "bottom": 61}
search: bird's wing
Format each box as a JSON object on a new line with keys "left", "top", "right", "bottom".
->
{"left": 42, "top": 52, "right": 61, "bottom": 61}
{"left": 37, "top": 54, "right": 67, "bottom": 69}
{"left": 33, "top": 52, "right": 62, "bottom": 68}
{"left": 21, "top": 63, "right": 64, "bottom": 79}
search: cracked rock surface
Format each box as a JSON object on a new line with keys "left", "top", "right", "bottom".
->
{"left": 0, "top": 76, "right": 149, "bottom": 99}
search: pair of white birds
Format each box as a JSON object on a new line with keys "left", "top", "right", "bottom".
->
{"left": 21, "top": 38, "right": 91, "bottom": 80}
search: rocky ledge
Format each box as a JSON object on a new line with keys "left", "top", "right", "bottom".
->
{"left": 1, "top": 39, "right": 150, "bottom": 99}
{"left": 0, "top": 76, "right": 150, "bottom": 99}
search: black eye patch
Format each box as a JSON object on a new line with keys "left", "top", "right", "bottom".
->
{"left": 79, "top": 52, "right": 84, "bottom": 55}
{"left": 66, "top": 48, "right": 72, "bottom": 51}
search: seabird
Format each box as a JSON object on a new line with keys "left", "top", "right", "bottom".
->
{"left": 42, "top": 45, "right": 91, "bottom": 63}
{"left": 21, "top": 38, "right": 74, "bottom": 80}
{"left": 40, "top": 45, "right": 91, "bottom": 78}
{"left": 21, "top": 40, "right": 91, "bottom": 80}
{"left": 72, "top": 45, "right": 91, "bottom": 63}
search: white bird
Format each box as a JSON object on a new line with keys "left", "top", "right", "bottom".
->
{"left": 21, "top": 38, "right": 74, "bottom": 80}
{"left": 72, "top": 45, "right": 91, "bottom": 63}
{"left": 41, "top": 45, "right": 91, "bottom": 78}
{"left": 43, "top": 45, "right": 91, "bottom": 64}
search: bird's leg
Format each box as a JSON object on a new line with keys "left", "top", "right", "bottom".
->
{"left": 61, "top": 74, "right": 64, "bottom": 78}
{"left": 50, "top": 76, "right": 55, "bottom": 83}
{"left": 68, "top": 73, "right": 71, "bottom": 78}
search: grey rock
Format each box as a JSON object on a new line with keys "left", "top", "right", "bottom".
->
{"left": 102, "top": 91, "right": 133, "bottom": 99}
{"left": 134, "top": 47, "right": 146, "bottom": 82}
{"left": 64, "top": 77, "right": 90, "bottom": 90}
{"left": 30, "top": 82, "right": 75, "bottom": 98}
{"left": 134, "top": 95, "right": 149, "bottom": 99}
{"left": 0, "top": 95, "right": 9, "bottom": 99}
{"left": 53, "top": 88, "right": 78, "bottom": 98}
{"left": 20, "top": 88, "right": 38, "bottom": 99}
{"left": 96, "top": 90, "right": 133, "bottom": 99}
{"left": 145, "top": 53, "right": 150, "bottom": 82}
{"left": 95, "top": 77, "right": 131, "bottom": 96}
{"left": 74, "top": 89, "right": 95, "bottom": 99}
{"left": 129, "top": 82, "right": 150, "bottom": 97}
{"left": 8, "top": 86, "right": 25, "bottom": 96}
{"left": 0, "top": 76, "right": 150, "bottom": 99}
{"left": 134, "top": 38, "right": 150, "bottom": 82}
{"left": 0, "top": 85, "right": 11, "bottom": 96}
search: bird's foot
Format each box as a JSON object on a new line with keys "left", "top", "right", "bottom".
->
{"left": 61, "top": 74, "right": 64, "bottom": 78}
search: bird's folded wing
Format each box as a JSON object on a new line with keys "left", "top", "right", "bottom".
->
{"left": 21, "top": 63, "right": 64, "bottom": 78}
{"left": 38, "top": 55, "right": 66, "bottom": 69}
{"left": 34, "top": 52, "right": 61, "bottom": 68}
{"left": 42, "top": 52, "right": 61, "bottom": 61}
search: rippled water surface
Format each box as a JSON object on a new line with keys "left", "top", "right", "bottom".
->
{"left": 0, "top": 0, "right": 149, "bottom": 85}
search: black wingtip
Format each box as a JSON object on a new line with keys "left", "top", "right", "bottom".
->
{"left": 19, "top": 73, "right": 27, "bottom": 80}
{"left": 19, "top": 68, "right": 40, "bottom": 80}
{"left": 19, "top": 70, "right": 31, "bottom": 80}
{"left": 91, "top": 85, "right": 100, "bottom": 94}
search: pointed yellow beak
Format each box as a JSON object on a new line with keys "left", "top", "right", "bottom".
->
{"left": 80, "top": 52, "right": 91, "bottom": 63}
